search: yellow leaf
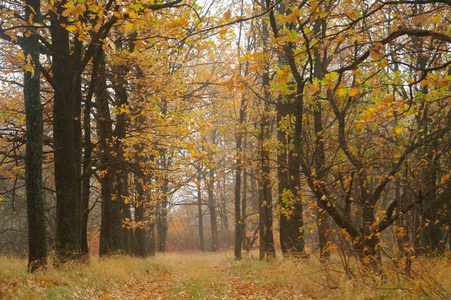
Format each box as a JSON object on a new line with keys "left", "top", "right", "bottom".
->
{"left": 286, "top": 11, "right": 298, "bottom": 23}
{"left": 338, "top": 88, "right": 347, "bottom": 96}
{"left": 179, "top": 17, "right": 189, "bottom": 27}
{"left": 394, "top": 127, "right": 403, "bottom": 135}
{"left": 431, "top": 15, "right": 441, "bottom": 23}
{"left": 66, "top": 25, "right": 78, "bottom": 33}
{"left": 276, "top": 14, "right": 287, "bottom": 22}
{"left": 124, "top": 22, "right": 134, "bottom": 31}
{"left": 349, "top": 87, "right": 359, "bottom": 97}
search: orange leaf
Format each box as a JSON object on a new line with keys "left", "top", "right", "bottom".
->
{"left": 223, "top": 9, "right": 231, "bottom": 20}
{"left": 349, "top": 87, "right": 359, "bottom": 97}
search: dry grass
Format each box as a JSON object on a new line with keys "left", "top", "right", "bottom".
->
{"left": 167, "top": 254, "right": 227, "bottom": 299}
{"left": 0, "top": 254, "right": 172, "bottom": 299}
{"left": 0, "top": 251, "right": 450, "bottom": 299}
{"left": 224, "top": 250, "right": 451, "bottom": 299}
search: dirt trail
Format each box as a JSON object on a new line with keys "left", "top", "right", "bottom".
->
{"left": 94, "top": 258, "right": 186, "bottom": 299}
{"left": 94, "top": 253, "right": 303, "bottom": 299}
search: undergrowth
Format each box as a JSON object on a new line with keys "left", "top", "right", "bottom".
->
{"left": 0, "top": 254, "right": 172, "bottom": 299}
{"left": 0, "top": 251, "right": 450, "bottom": 299}
{"left": 226, "top": 250, "right": 451, "bottom": 299}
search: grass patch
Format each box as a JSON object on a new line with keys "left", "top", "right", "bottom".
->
{"left": 168, "top": 254, "right": 227, "bottom": 299}
{"left": 223, "top": 251, "right": 451, "bottom": 299}
{"left": 0, "top": 254, "right": 172, "bottom": 299}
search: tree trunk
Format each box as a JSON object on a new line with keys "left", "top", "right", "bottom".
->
{"left": 23, "top": 0, "right": 47, "bottom": 271}
{"left": 277, "top": 98, "right": 290, "bottom": 254}
{"left": 81, "top": 90, "right": 92, "bottom": 257}
{"left": 208, "top": 167, "right": 219, "bottom": 251}
{"left": 278, "top": 99, "right": 305, "bottom": 256}
{"left": 147, "top": 222, "right": 156, "bottom": 256}
{"left": 80, "top": 47, "right": 102, "bottom": 257}
{"left": 112, "top": 63, "right": 133, "bottom": 254}
{"left": 50, "top": 6, "right": 82, "bottom": 260}
{"left": 234, "top": 142, "right": 243, "bottom": 259}
{"left": 197, "top": 171, "right": 205, "bottom": 252}
{"left": 157, "top": 177, "right": 169, "bottom": 253}
{"left": 258, "top": 7, "right": 275, "bottom": 262}
{"left": 135, "top": 177, "right": 147, "bottom": 257}
{"left": 312, "top": 7, "right": 331, "bottom": 259}
{"left": 258, "top": 110, "right": 275, "bottom": 260}
{"left": 97, "top": 51, "right": 121, "bottom": 256}
{"left": 241, "top": 168, "right": 248, "bottom": 251}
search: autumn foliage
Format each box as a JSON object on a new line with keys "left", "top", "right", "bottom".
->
{"left": 0, "top": 0, "right": 451, "bottom": 297}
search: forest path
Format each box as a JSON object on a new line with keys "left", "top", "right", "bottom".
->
{"left": 94, "top": 252, "right": 304, "bottom": 299}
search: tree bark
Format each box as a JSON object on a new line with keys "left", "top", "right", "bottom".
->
{"left": 50, "top": 5, "right": 82, "bottom": 260}
{"left": 197, "top": 171, "right": 205, "bottom": 252}
{"left": 81, "top": 88, "right": 92, "bottom": 257}
{"left": 23, "top": 0, "right": 47, "bottom": 271}
{"left": 97, "top": 51, "right": 122, "bottom": 256}
{"left": 135, "top": 176, "right": 147, "bottom": 257}
{"left": 208, "top": 166, "right": 219, "bottom": 251}
{"left": 112, "top": 62, "right": 133, "bottom": 254}
{"left": 258, "top": 107, "right": 275, "bottom": 260}
{"left": 157, "top": 175, "right": 169, "bottom": 253}
{"left": 313, "top": 13, "right": 330, "bottom": 259}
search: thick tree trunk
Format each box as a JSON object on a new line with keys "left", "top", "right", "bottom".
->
{"left": 147, "top": 222, "right": 156, "bottom": 256}
{"left": 80, "top": 48, "right": 101, "bottom": 256}
{"left": 23, "top": 0, "right": 47, "bottom": 271}
{"left": 277, "top": 101, "right": 289, "bottom": 254}
{"left": 258, "top": 118, "right": 275, "bottom": 260}
{"left": 258, "top": 103, "right": 275, "bottom": 260}
{"left": 112, "top": 64, "right": 133, "bottom": 254}
{"left": 258, "top": 9, "right": 275, "bottom": 262}
{"left": 278, "top": 100, "right": 305, "bottom": 256}
{"left": 418, "top": 144, "right": 443, "bottom": 254}
{"left": 50, "top": 7, "right": 82, "bottom": 260}
{"left": 73, "top": 38, "right": 83, "bottom": 257}
{"left": 97, "top": 51, "right": 122, "bottom": 256}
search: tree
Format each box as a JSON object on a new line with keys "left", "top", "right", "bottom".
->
{"left": 23, "top": 0, "right": 47, "bottom": 271}
{"left": 262, "top": 0, "right": 451, "bottom": 271}
{"left": 258, "top": 15, "right": 275, "bottom": 260}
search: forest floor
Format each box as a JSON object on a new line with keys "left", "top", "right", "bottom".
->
{"left": 1, "top": 251, "right": 451, "bottom": 299}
